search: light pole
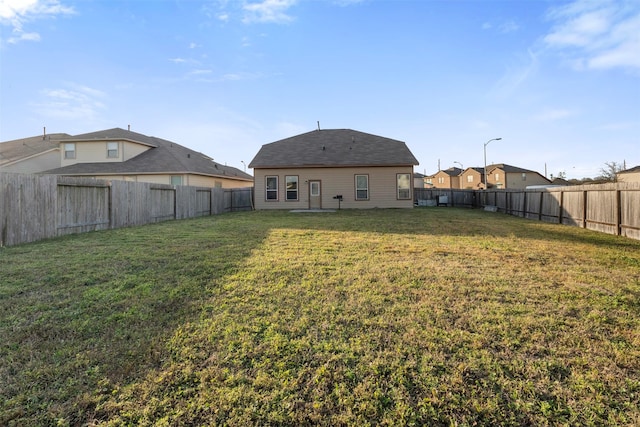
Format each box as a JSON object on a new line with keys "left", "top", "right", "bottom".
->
{"left": 453, "top": 161, "right": 463, "bottom": 170}
{"left": 483, "top": 138, "right": 502, "bottom": 189}
{"left": 241, "top": 160, "right": 246, "bottom": 172}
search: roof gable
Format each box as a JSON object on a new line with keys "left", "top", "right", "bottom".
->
{"left": 249, "top": 129, "right": 419, "bottom": 168}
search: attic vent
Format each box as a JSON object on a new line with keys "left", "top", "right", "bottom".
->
{"left": 322, "top": 145, "right": 325, "bottom": 151}
{"left": 187, "top": 154, "right": 191, "bottom": 158}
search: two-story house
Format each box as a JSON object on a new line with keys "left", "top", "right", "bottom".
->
{"left": 37, "top": 128, "right": 252, "bottom": 188}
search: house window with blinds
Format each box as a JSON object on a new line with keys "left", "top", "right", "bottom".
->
{"left": 107, "top": 142, "right": 119, "bottom": 158}
{"left": 397, "top": 173, "right": 411, "bottom": 200}
{"left": 285, "top": 176, "right": 298, "bottom": 201}
{"left": 64, "top": 143, "right": 76, "bottom": 159}
{"left": 266, "top": 176, "right": 278, "bottom": 200}
{"left": 355, "top": 174, "right": 369, "bottom": 200}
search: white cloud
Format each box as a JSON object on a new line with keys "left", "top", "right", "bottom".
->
{"left": 33, "top": 84, "right": 106, "bottom": 120}
{"left": 491, "top": 49, "right": 539, "bottom": 99}
{"left": 0, "top": 0, "right": 74, "bottom": 44}
{"left": 544, "top": 0, "right": 640, "bottom": 71}
{"left": 500, "top": 20, "right": 520, "bottom": 33}
{"left": 242, "top": 0, "right": 297, "bottom": 24}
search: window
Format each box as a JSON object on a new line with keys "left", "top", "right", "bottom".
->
{"left": 64, "top": 143, "right": 76, "bottom": 159}
{"left": 286, "top": 176, "right": 298, "bottom": 201}
{"left": 170, "top": 175, "right": 183, "bottom": 185}
{"left": 522, "top": 173, "right": 527, "bottom": 181}
{"left": 310, "top": 181, "right": 320, "bottom": 196}
{"left": 107, "top": 142, "right": 118, "bottom": 158}
{"left": 438, "top": 177, "right": 445, "bottom": 184}
{"left": 494, "top": 173, "right": 500, "bottom": 181}
{"left": 397, "top": 173, "right": 411, "bottom": 199}
{"left": 355, "top": 174, "right": 369, "bottom": 200}
{"left": 426, "top": 178, "right": 432, "bottom": 184}
{"left": 266, "top": 176, "right": 278, "bottom": 200}
{"left": 467, "top": 175, "right": 474, "bottom": 183}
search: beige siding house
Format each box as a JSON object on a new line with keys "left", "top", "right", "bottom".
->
{"left": 431, "top": 167, "right": 462, "bottom": 189}
{"left": 486, "top": 164, "right": 550, "bottom": 189}
{"left": 460, "top": 167, "right": 485, "bottom": 190}
{"left": 249, "top": 129, "right": 419, "bottom": 210}
{"left": 0, "top": 133, "right": 71, "bottom": 173}
{"left": 44, "top": 128, "right": 253, "bottom": 188}
{"left": 618, "top": 166, "right": 640, "bottom": 183}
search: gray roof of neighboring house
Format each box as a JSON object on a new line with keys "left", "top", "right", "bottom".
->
{"left": 619, "top": 165, "right": 640, "bottom": 174}
{"left": 436, "top": 167, "right": 463, "bottom": 176}
{"left": 551, "top": 177, "right": 572, "bottom": 185}
{"left": 249, "top": 129, "right": 419, "bottom": 168}
{"left": 0, "top": 133, "right": 71, "bottom": 165}
{"left": 487, "top": 163, "right": 542, "bottom": 174}
{"left": 43, "top": 128, "right": 253, "bottom": 181}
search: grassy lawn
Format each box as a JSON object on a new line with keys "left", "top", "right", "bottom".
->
{"left": 1, "top": 208, "right": 639, "bottom": 426}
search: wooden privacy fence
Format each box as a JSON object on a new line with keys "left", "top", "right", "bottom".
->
{"left": 0, "top": 173, "right": 253, "bottom": 247}
{"left": 416, "top": 183, "right": 640, "bottom": 240}
{"left": 478, "top": 183, "right": 640, "bottom": 240}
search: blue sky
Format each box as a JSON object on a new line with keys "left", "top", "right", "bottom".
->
{"left": 1, "top": 0, "right": 639, "bottom": 179}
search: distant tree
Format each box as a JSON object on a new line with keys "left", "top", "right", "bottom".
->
{"left": 598, "top": 161, "right": 625, "bottom": 182}
{"left": 550, "top": 171, "right": 567, "bottom": 180}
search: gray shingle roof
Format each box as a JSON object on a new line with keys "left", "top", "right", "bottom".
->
{"left": 249, "top": 129, "right": 419, "bottom": 168}
{"left": 43, "top": 128, "right": 252, "bottom": 181}
{"left": 619, "top": 165, "right": 640, "bottom": 174}
{"left": 488, "top": 163, "right": 540, "bottom": 174}
{"left": 0, "top": 133, "right": 71, "bottom": 165}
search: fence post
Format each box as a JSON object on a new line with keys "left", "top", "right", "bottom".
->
{"left": 538, "top": 192, "right": 544, "bottom": 221}
{"left": 582, "top": 190, "right": 588, "bottom": 228}
{"left": 615, "top": 189, "right": 621, "bottom": 236}
{"left": 558, "top": 190, "right": 564, "bottom": 225}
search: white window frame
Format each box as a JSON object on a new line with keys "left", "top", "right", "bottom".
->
{"left": 397, "top": 173, "right": 411, "bottom": 200}
{"left": 107, "top": 142, "right": 119, "bottom": 158}
{"left": 355, "top": 174, "right": 369, "bottom": 200}
{"left": 266, "top": 176, "right": 278, "bottom": 201}
{"left": 64, "top": 143, "right": 76, "bottom": 159}
{"left": 467, "top": 175, "right": 474, "bottom": 183}
{"left": 170, "top": 175, "right": 183, "bottom": 186}
{"left": 285, "top": 175, "right": 299, "bottom": 201}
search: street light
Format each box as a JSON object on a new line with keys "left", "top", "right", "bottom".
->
{"left": 483, "top": 138, "right": 502, "bottom": 189}
{"left": 241, "top": 160, "right": 246, "bottom": 172}
{"left": 453, "top": 161, "right": 463, "bottom": 170}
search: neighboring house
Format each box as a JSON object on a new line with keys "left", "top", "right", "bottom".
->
{"left": 617, "top": 165, "right": 640, "bottom": 183}
{"left": 550, "top": 177, "right": 573, "bottom": 186}
{"left": 41, "top": 128, "right": 253, "bottom": 188}
{"left": 249, "top": 129, "right": 419, "bottom": 210}
{"left": 460, "top": 167, "right": 485, "bottom": 190}
{"left": 0, "top": 132, "right": 71, "bottom": 173}
{"left": 430, "top": 167, "right": 462, "bottom": 189}
{"left": 423, "top": 173, "right": 435, "bottom": 188}
{"left": 413, "top": 172, "right": 426, "bottom": 188}
{"left": 486, "top": 164, "right": 550, "bottom": 189}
